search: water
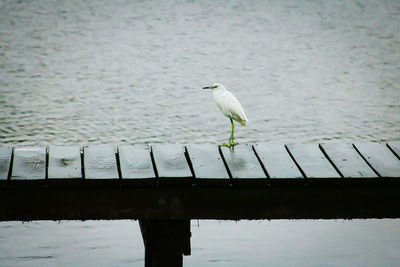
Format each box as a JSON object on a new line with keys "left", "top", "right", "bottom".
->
{"left": 1, "top": 0, "right": 400, "bottom": 266}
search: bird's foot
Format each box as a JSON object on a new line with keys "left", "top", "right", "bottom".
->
{"left": 229, "top": 141, "right": 238, "bottom": 147}
{"left": 229, "top": 137, "right": 238, "bottom": 147}
{"left": 221, "top": 142, "right": 239, "bottom": 149}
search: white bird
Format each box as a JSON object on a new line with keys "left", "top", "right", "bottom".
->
{"left": 203, "top": 83, "right": 248, "bottom": 147}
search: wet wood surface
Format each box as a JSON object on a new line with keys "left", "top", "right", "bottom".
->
{"left": 186, "top": 144, "right": 229, "bottom": 182}
{"left": 151, "top": 144, "right": 192, "bottom": 179}
{"left": 354, "top": 143, "right": 400, "bottom": 178}
{"left": 387, "top": 142, "right": 400, "bottom": 159}
{"left": 119, "top": 145, "right": 155, "bottom": 179}
{"left": 83, "top": 145, "right": 119, "bottom": 179}
{"left": 220, "top": 144, "right": 266, "bottom": 180}
{"left": 286, "top": 144, "right": 341, "bottom": 179}
{"left": 11, "top": 147, "right": 46, "bottom": 180}
{"left": 1, "top": 142, "right": 400, "bottom": 221}
{"left": 253, "top": 144, "right": 303, "bottom": 179}
{"left": 2, "top": 142, "right": 399, "bottom": 182}
{"left": 320, "top": 143, "right": 377, "bottom": 178}
{"left": 0, "top": 147, "right": 12, "bottom": 180}
{"left": 48, "top": 146, "right": 82, "bottom": 179}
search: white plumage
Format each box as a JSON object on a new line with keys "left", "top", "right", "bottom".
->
{"left": 213, "top": 85, "right": 248, "bottom": 126}
{"left": 203, "top": 83, "right": 248, "bottom": 147}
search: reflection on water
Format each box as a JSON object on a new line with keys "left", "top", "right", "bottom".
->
{"left": 1, "top": 0, "right": 400, "bottom": 266}
{"left": 1, "top": 219, "right": 400, "bottom": 267}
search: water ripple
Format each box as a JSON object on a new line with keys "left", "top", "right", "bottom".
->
{"left": 1, "top": 1, "right": 400, "bottom": 266}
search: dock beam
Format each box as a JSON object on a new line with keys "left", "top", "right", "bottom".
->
{"left": 139, "top": 219, "right": 191, "bottom": 267}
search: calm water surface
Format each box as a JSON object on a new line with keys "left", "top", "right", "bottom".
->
{"left": 1, "top": 0, "right": 400, "bottom": 266}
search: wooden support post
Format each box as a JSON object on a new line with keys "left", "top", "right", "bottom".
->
{"left": 139, "top": 219, "right": 191, "bottom": 267}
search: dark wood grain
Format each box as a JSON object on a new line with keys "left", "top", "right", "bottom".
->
{"left": 119, "top": 145, "right": 156, "bottom": 184}
{"left": 0, "top": 147, "right": 12, "bottom": 180}
{"left": 253, "top": 143, "right": 303, "bottom": 179}
{"left": 151, "top": 144, "right": 192, "bottom": 180}
{"left": 354, "top": 143, "right": 400, "bottom": 178}
{"left": 220, "top": 144, "right": 266, "bottom": 183}
{"left": 83, "top": 145, "right": 119, "bottom": 179}
{"left": 48, "top": 146, "right": 82, "bottom": 179}
{"left": 286, "top": 144, "right": 340, "bottom": 179}
{"left": 320, "top": 143, "right": 377, "bottom": 178}
{"left": 2, "top": 184, "right": 400, "bottom": 221}
{"left": 186, "top": 144, "right": 230, "bottom": 184}
{"left": 11, "top": 147, "right": 46, "bottom": 180}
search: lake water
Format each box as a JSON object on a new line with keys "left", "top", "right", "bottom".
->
{"left": 1, "top": 0, "right": 400, "bottom": 266}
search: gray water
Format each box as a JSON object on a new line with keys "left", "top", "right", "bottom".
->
{"left": 1, "top": 0, "right": 400, "bottom": 266}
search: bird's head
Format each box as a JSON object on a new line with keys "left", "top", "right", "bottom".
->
{"left": 203, "top": 83, "right": 225, "bottom": 90}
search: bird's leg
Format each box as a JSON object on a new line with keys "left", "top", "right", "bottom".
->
{"left": 229, "top": 118, "right": 238, "bottom": 147}
{"left": 229, "top": 118, "right": 234, "bottom": 143}
{"left": 221, "top": 118, "right": 238, "bottom": 148}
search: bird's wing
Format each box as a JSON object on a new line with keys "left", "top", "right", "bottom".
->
{"left": 217, "top": 91, "right": 248, "bottom": 126}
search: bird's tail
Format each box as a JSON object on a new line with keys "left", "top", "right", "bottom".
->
{"left": 232, "top": 113, "right": 248, "bottom": 126}
{"left": 238, "top": 118, "right": 248, "bottom": 126}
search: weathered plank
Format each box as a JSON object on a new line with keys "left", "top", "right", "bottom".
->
{"left": 220, "top": 144, "right": 266, "bottom": 183}
{"left": 0, "top": 147, "right": 12, "bottom": 180}
{"left": 286, "top": 144, "right": 340, "bottom": 179}
{"left": 151, "top": 145, "right": 192, "bottom": 180}
{"left": 2, "top": 142, "right": 400, "bottom": 222}
{"left": 253, "top": 143, "right": 303, "bottom": 179}
{"left": 119, "top": 145, "right": 156, "bottom": 184}
{"left": 83, "top": 145, "right": 119, "bottom": 179}
{"left": 48, "top": 146, "right": 82, "bottom": 179}
{"left": 11, "top": 147, "right": 46, "bottom": 180}
{"left": 387, "top": 142, "right": 400, "bottom": 159}
{"left": 186, "top": 144, "right": 229, "bottom": 184}
{"left": 320, "top": 143, "right": 377, "bottom": 178}
{"left": 354, "top": 143, "right": 400, "bottom": 178}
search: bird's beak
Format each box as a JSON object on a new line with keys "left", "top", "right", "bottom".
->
{"left": 203, "top": 86, "right": 212, "bottom": 89}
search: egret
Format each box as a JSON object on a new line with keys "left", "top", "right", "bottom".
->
{"left": 203, "top": 83, "right": 248, "bottom": 147}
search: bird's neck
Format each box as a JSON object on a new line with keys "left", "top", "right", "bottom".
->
{"left": 213, "top": 88, "right": 225, "bottom": 96}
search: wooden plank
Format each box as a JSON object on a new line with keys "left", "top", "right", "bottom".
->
{"left": 48, "top": 146, "right": 82, "bottom": 179}
{"left": 186, "top": 144, "right": 229, "bottom": 184}
{"left": 253, "top": 143, "right": 303, "bottom": 179}
{"left": 387, "top": 142, "right": 400, "bottom": 159}
{"left": 83, "top": 145, "right": 119, "bottom": 179}
{"left": 320, "top": 143, "right": 377, "bottom": 178}
{"left": 118, "top": 145, "right": 156, "bottom": 184}
{"left": 286, "top": 144, "right": 340, "bottom": 179}
{"left": 354, "top": 143, "right": 400, "bottom": 178}
{"left": 220, "top": 144, "right": 266, "bottom": 183}
{"left": 11, "top": 147, "right": 46, "bottom": 180}
{"left": 2, "top": 184, "right": 400, "bottom": 221}
{"left": 0, "top": 147, "right": 12, "bottom": 180}
{"left": 151, "top": 144, "right": 192, "bottom": 180}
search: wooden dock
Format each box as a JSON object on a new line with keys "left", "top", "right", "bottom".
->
{"left": 1, "top": 142, "right": 400, "bottom": 266}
